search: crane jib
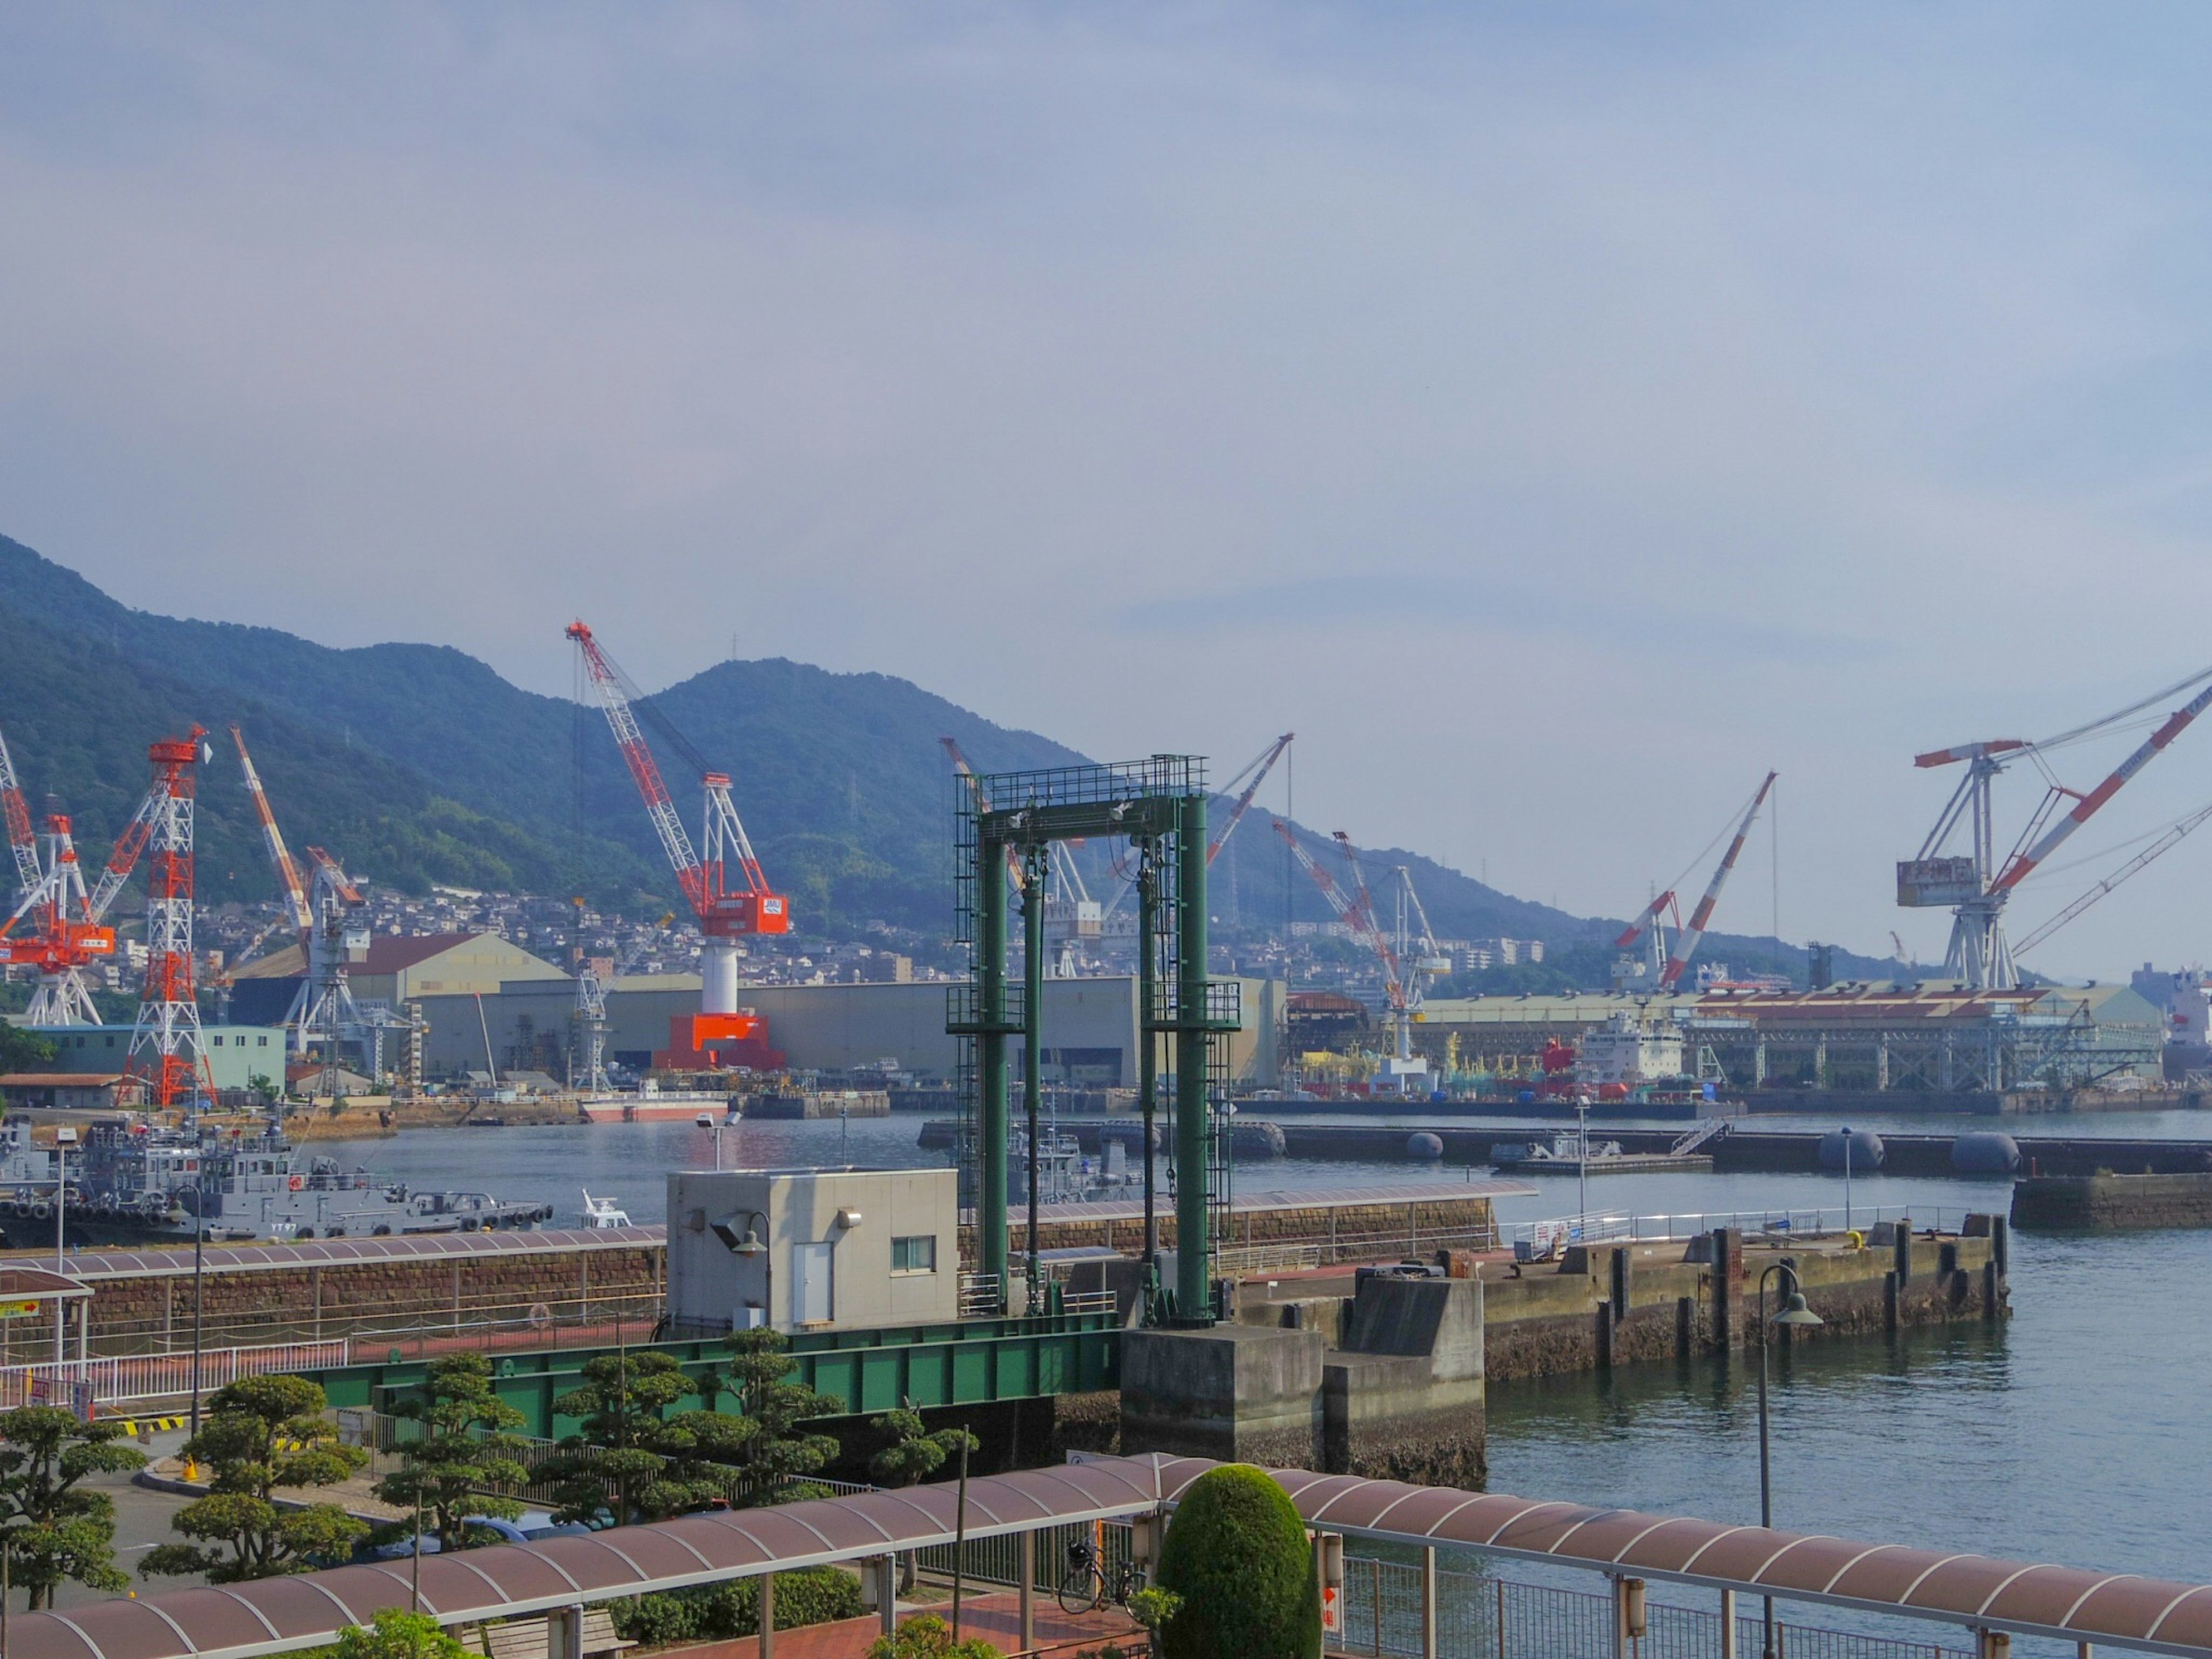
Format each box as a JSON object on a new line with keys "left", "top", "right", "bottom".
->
{"left": 1993, "top": 679, "right": 2212, "bottom": 893}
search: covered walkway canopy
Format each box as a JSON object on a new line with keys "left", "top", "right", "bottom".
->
{"left": 16, "top": 1455, "right": 2212, "bottom": 1659}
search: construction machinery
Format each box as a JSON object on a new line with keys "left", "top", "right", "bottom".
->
{"left": 0, "top": 721, "right": 179, "bottom": 1027}
{"left": 1902, "top": 665, "right": 2212, "bottom": 988}
{"left": 232, "top": 726, "right": 310, "bottom": 940}
{"left": 0, "top": 724, "right": 40, "bottom": 900}
{"left": 569, "top": 906, "right": 675, "bottom": 1094}
{"left": 124, "top": 728, "right": 214, "bottom": 1111}
{"left": 1274, "top": 821, "right": 1445, "bottom": 1091}
{"left": 1207, "top": 733, "right": 1293, "bottom": 865}
{"left": 1660, "top": 771, "right": 1776, "bottom": 991}
{"left": 1605, "top": 771, "right": 1777, "bottom": 995}
{"left": 569, "top": 620, "right": 788, "bottom": 1071}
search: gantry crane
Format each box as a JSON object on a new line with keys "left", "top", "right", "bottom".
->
{"left": 569, "top": 622, "right": 789, "bottom": 1056}
{"left": 1902, "top": 665, "right": 2212, "bottom": 988}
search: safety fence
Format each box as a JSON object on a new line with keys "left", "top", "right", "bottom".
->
{"left": 1216, "top": 1222, "right": 1500, "bottom": 1276}
{"left": 0, "top": 1339, "right": 352, "bottom": 1411}
{"left": 1335, "top": 1555, "right": 1971, "bottom": 1659}
{"left": 74, "top": 1285, "right": 664, "bottom": 1361}
{"left": 1501, "top": 1207, "right": 1979, "bottom": 1260}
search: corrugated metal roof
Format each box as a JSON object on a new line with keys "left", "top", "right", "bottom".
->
{"left": 14, "top": 1456, "right": 2212, "bottom": 1659}
{"left": 5, "top": 1457, "right": 1168, "bottom": 1659}
{"left": 26, "top": 1226, "right": 665, "bottom": 1283}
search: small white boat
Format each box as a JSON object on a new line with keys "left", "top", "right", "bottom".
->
{"left": 581, "top": 1189, "right": 632, "bottom": 1229}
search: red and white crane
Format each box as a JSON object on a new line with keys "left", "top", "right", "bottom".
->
{"left": 0, "top": 724, "right": 40, "bottom": 900}
{"left": 1659, "top": 771, "right": 1777, "bottom": 991}
{"left": 124, "top": 727, "right": 214, "bottom": 1111}
{"left": 1902, "top": 664, "right": 2212, "bottom": 988}
{"left": 569, "top": 621, "right": 789, "bottom": 1046}
{"left": 232, "top": 726, "right": 310, "bottom": 942}
{"left": 1274, "top": 820, "right": 1441, "bottom": 1089}
{"left": 1208, "top": 733, "right": 1293, "bottom": 866}
{"left": 0, "top": 726, "right": 171, "bottom": 1027}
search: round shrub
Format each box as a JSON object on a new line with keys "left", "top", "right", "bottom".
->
{"left": 1154, "top": 1465, "right": 1320, "bottom": 1659}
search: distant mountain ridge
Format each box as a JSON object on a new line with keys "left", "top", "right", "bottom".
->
{"left": 0, "top": 533, "right": 1886, "bottom": 978}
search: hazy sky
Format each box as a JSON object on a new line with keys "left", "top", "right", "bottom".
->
{"left": 5, "top": 4, "right": 2212, "bottom": 976}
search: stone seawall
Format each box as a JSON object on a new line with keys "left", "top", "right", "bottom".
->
{"left": 2012, "top": 1172, "right": 2212, "bottom": 1231}
{"left": 1479, "top": 1221, "right": 2005, "bottom": 1384}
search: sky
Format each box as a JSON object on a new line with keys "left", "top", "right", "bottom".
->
{"left": 5, "top": 3, "right": 2212, "bottom": 978}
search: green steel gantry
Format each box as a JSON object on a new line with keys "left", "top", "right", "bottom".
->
{"left": 948, "top": 756, "right": 1238, "bottom": 1325}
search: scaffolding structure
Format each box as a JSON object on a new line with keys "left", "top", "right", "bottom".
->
{"left": 949, "top": 756, "right": 1238, "bottom": 1325}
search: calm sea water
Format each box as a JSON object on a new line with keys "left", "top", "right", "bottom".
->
{"left": 320, "top": 1112, "right": 2212, "bottom": 1596}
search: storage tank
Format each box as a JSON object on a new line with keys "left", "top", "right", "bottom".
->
{"left": 1819, "top": 1128, "right": 1885, "bottom": 1171}
{"left": 1950, "top": 1131, "right": 2021, "bottom": 1174}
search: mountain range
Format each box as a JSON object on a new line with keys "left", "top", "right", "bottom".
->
{"left": 0, "top": 533, "right": 1889, "bottom": 983}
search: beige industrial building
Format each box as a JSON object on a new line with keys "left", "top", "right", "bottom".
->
{"left": 415, "top": 968, "right": 1286, "bottom": 1086}
{"left": 664, "top": 1167, "right": 959, "bottom": 1334}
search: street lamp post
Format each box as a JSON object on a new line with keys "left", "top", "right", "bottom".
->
{"left": 190, "top": 1157, "right": 209, "bottom": 1438}
{"left": 727, "top": 1209, "right": 772, "bottom": 1332}
{"left": 1840, "top": 1126, "right": 1853, "bottom": 1234}
{"left": 1757, "top": 1261, "right": 1824, "bottom": 1659}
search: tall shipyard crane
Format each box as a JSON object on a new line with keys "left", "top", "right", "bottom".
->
{"left": 1274, "top": 821, "right": 1444, "bottom": 1089}
{"left": 232, "top": 726, "right": 310, "bottom": 940}
{"left": 1207, "top": 733, "right": 1293, "bottom": 865}
{"left": 1660, "top": 771, "right": 1777, "bottom": 991}
{"left": 1902, "top": 665, "right": 2212, "bottom": 988}
{"left": 569, "top": 622, "right": 789, "bottom": 1055}
{"left": 0, "top": 724, "right": 41, "bottom": 899}
{"left": 0, "top": 729, "right": 172, "bottom": 1026}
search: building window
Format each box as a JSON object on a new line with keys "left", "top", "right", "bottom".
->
{"left": 211, "top": 1036, "right": 223, "bottom": 1047}
{"left": 891, "top": 1235, "right": 937, "bottom": 1274}
{"left": 257, "top": 1036, "right": 268, "bottom": 1047}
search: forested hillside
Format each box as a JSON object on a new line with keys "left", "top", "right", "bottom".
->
{"left": 0, "top": 533, "right": 1890, "bottom": 978}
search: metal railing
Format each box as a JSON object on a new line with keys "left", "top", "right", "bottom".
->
{"left": 0, "top": 1339, "right": 351, "bottom": 1410}
{"left": 1218, "top": 1223, "right": 1500, "bottom": 1276}
{"left": 1502, "top": 1206, "right": 1978, "bottom": 1260}
{"left": 959, "top": 1273, "right": 1003, "bottom": 1317}
{"left": 916, "top": 1517, "right": 1137, "bottom": 1598}
{"left": 1334, "top": 1556, "right": 1971, "bottom": 1659}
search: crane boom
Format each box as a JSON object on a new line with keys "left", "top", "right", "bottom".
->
{"left": 232, "top": 726, "right": 311, "bottom": 938}
{"left": 86, "top": 781, "right": 165, "bottom": 922}
{"left": 1660, "top": 771, "right": 1777, "bottom": 990}
{"left": 568, "top": 621, "right": 707, "bottom": 914}
{"left": 1614, "top": 891, "right": 1677, "bottom": 951}
{"left": 1992, "top": 680, "right": 2212, "bottom": 893}
{"left": 941, "top": 737, "right": 1028, "bottom": 892}
{"left": 1207, "top": 733, "right": 1293, "bottom": 866}
{"left": 2013, "top": 801, "right": 2212, "bottom": 959}
{"left": 0, "top": 724, "right": 39, "bottom": 897}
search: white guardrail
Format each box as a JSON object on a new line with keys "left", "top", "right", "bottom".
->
{"left": 1502, "top": 1206, "right": 1982, "bottom": 1260}
{"left": 0, "top": 1339, "right": 351, "bottom": 1411}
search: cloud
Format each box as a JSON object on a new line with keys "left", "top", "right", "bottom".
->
{"left": 3, "top": 2, "right": 2212, "bottom": 974}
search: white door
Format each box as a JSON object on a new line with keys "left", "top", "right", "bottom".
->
{"left": 791, "top": 1242, "right": 835, "bottom": 1325}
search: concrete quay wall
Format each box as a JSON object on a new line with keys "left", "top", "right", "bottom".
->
{"left": 2012, "top": 1172, "right": 2212, "bottom": 1231}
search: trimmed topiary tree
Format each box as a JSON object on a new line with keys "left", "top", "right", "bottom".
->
{"left": 1154, "top": 1465, "right": 1320, "bottom": 1659}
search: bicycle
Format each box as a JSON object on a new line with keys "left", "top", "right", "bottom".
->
{"left": 1058, "top": 1533, "right": 1142, "bottom": 1615}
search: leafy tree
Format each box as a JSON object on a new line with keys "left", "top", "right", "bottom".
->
{"left": 863, "top": 1614, "right": 1002, "bottom": 1659}
{"left": 536, "top": 1351, "right": 707, "bottom": 1525}
{"left": 1154, "top": 1464, "right": 1319, "bottom": 1659}
{"left": 866, "top": 1407, "right": 978, "bottom": 1488}
{"left": 0, "top": 1406, "right": 146, "bottom": 1608}
{"left": 332, "top": 1609, "right": 470, "bottom": 1659}
{"left": 374, "top": 1353, "right": 528, "bottom": 1550}
{"left": 707, "top": 1329, "right": 838, "bottom": 1506}
{"left": 141, "top": 1374, "right": 369, "bottom": 1582}
{"left": 0, "top": 1026, "right": 55, "bottom": 1074}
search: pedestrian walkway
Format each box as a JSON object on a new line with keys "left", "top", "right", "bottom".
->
{"left": 662, "top": 1590, "right": 1141, "bottom": 1658}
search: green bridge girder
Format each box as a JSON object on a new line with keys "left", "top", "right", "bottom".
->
{"left": 313, "top": 1312, "right": 1122, "bottom": 1440}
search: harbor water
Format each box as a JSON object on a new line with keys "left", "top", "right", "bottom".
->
{"left": 318, "top": 1113, "right": 2212, "bottom": 1596}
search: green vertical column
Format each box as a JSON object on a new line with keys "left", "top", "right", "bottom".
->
{"left": 1138, "top": 844, "right": 1160, "bottom": 1311}
{"left": 979, "top": 834, "right": 1010, "bottom": 1313}
{"left": 1023, "top": 845, "right": 1047, "bottom": 1313}
{"left": 1175, "top": 792, "right": 1211, "bottom": 1322}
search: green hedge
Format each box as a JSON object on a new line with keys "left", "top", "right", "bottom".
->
{"left": 1156, "top": 1465, "right": 1320, "bottom": 1659}
{"left": 608, "top": 1567, "right": 864, "bottom": 1646}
